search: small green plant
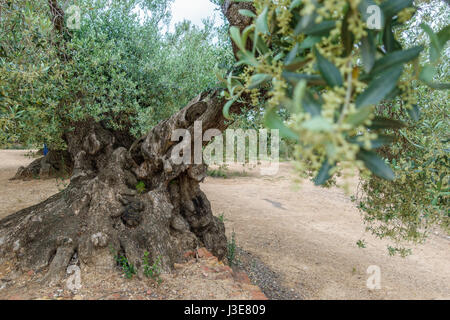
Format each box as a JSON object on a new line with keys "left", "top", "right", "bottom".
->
{"left": 227, "top": 170, "right": 249, "bottom": 178}
{"left": 143, "top": 251, "right": 162, "bottom": 284}
{"left": 227, "top": 231, "right": 238, "bottom": 266}
{"left": 207, "top": 168, "right": 228, "bottom": 178}
{"left": 218, "top": 213, "right": 226, "bottom": 222}
{"left": 110, "top": 246, "right": 136, "bottom": 279}
{"left": 55, "top": 176, "right": 69, "bottom": 192}
{"left": 387, "top": 246, "right": 412, "bottom": 258}
{"left": 356, "top": 239, "right": 367, "bottom": 249}
{"left": 136, "top": 181, "right": 146, "bottom": 194}
{"left": 117, "top": 255, "right": 136, "bottom": 279}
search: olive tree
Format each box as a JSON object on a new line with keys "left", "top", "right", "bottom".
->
{"left": 0, "top": 0, "right": 448, "bottom": 285}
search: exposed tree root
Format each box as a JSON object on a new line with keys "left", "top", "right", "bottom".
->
{"left": 11, "top": 150, "right": 73, "bottom": 181}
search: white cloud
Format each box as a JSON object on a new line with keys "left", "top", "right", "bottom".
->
{"left": 170, "top": 0, "right": 221, "bottom": 30}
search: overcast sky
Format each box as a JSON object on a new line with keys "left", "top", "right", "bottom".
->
{"left": 169, "top": 0, "right": 221, "bottom": 30}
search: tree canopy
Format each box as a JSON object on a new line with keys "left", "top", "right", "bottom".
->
{"left": 0, "top": 0, "right": 233, "bottom": 148}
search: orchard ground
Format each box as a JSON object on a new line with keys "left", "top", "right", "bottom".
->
{"left": 0, "top": 150, "right": 449, "bottom": 300}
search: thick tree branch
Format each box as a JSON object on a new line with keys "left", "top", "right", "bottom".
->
{"left": 47, "top": 0, "right": 65, "bottom": 34}
{"left": 222, "top": 0, "right": 256, "bottom": 58}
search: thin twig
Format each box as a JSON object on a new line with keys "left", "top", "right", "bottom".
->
{"left": 338, "top": 60, "right": 353, "bottom": 124}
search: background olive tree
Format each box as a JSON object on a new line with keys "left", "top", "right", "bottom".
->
{"left": 0, "top": 0, "right": 233, "bottom": 148}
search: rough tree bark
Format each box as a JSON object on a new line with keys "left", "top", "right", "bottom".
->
{"left": 0, "top": 1, "right": 255, "bottom": 284}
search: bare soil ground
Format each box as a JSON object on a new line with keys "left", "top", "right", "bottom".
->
{"left": 1, "top": 150, "right": 449, "bottom": 299}
{"left": 203, "top": 163, "right": 450, "bottom": 300}
{"left": 0, "top": 246, "right": 266, "bottom": 300}
{"left": 0, "top": 150, "right": 65, "bottom": 219}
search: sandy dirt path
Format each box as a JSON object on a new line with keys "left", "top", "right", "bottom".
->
{"left": 0, "top": 150, "right": 64, "bottom": 220}
{"left": 202, "top": 163, "right": 450, "bottom": 300}
{"left": 1, "top": 151, "right": 449, "bottom": 299}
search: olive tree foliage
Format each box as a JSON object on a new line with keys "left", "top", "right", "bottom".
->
{"left": 355, "top": 0, "right": 449, "bottom": 255}
{"left": 224, "top": 0, "right": 449, "bottom": 253}
{"left": 0, "top": 0, "right": 66, "bottom": 148}
{"left": 0, "top": 0, "right": 233, "bottom": 148}
{"left": 161, "top": 18, "right": 234, "bottom": 125}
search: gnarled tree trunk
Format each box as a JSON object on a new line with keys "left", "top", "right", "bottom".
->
{"left": 0, "top": 0, "right": 254, "bottom": 284}
{"left": 0, "top": 91, "right": 241, "bottom": 283}
{"left": 11, "top": 150, "right": 73, "bottom": 181}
